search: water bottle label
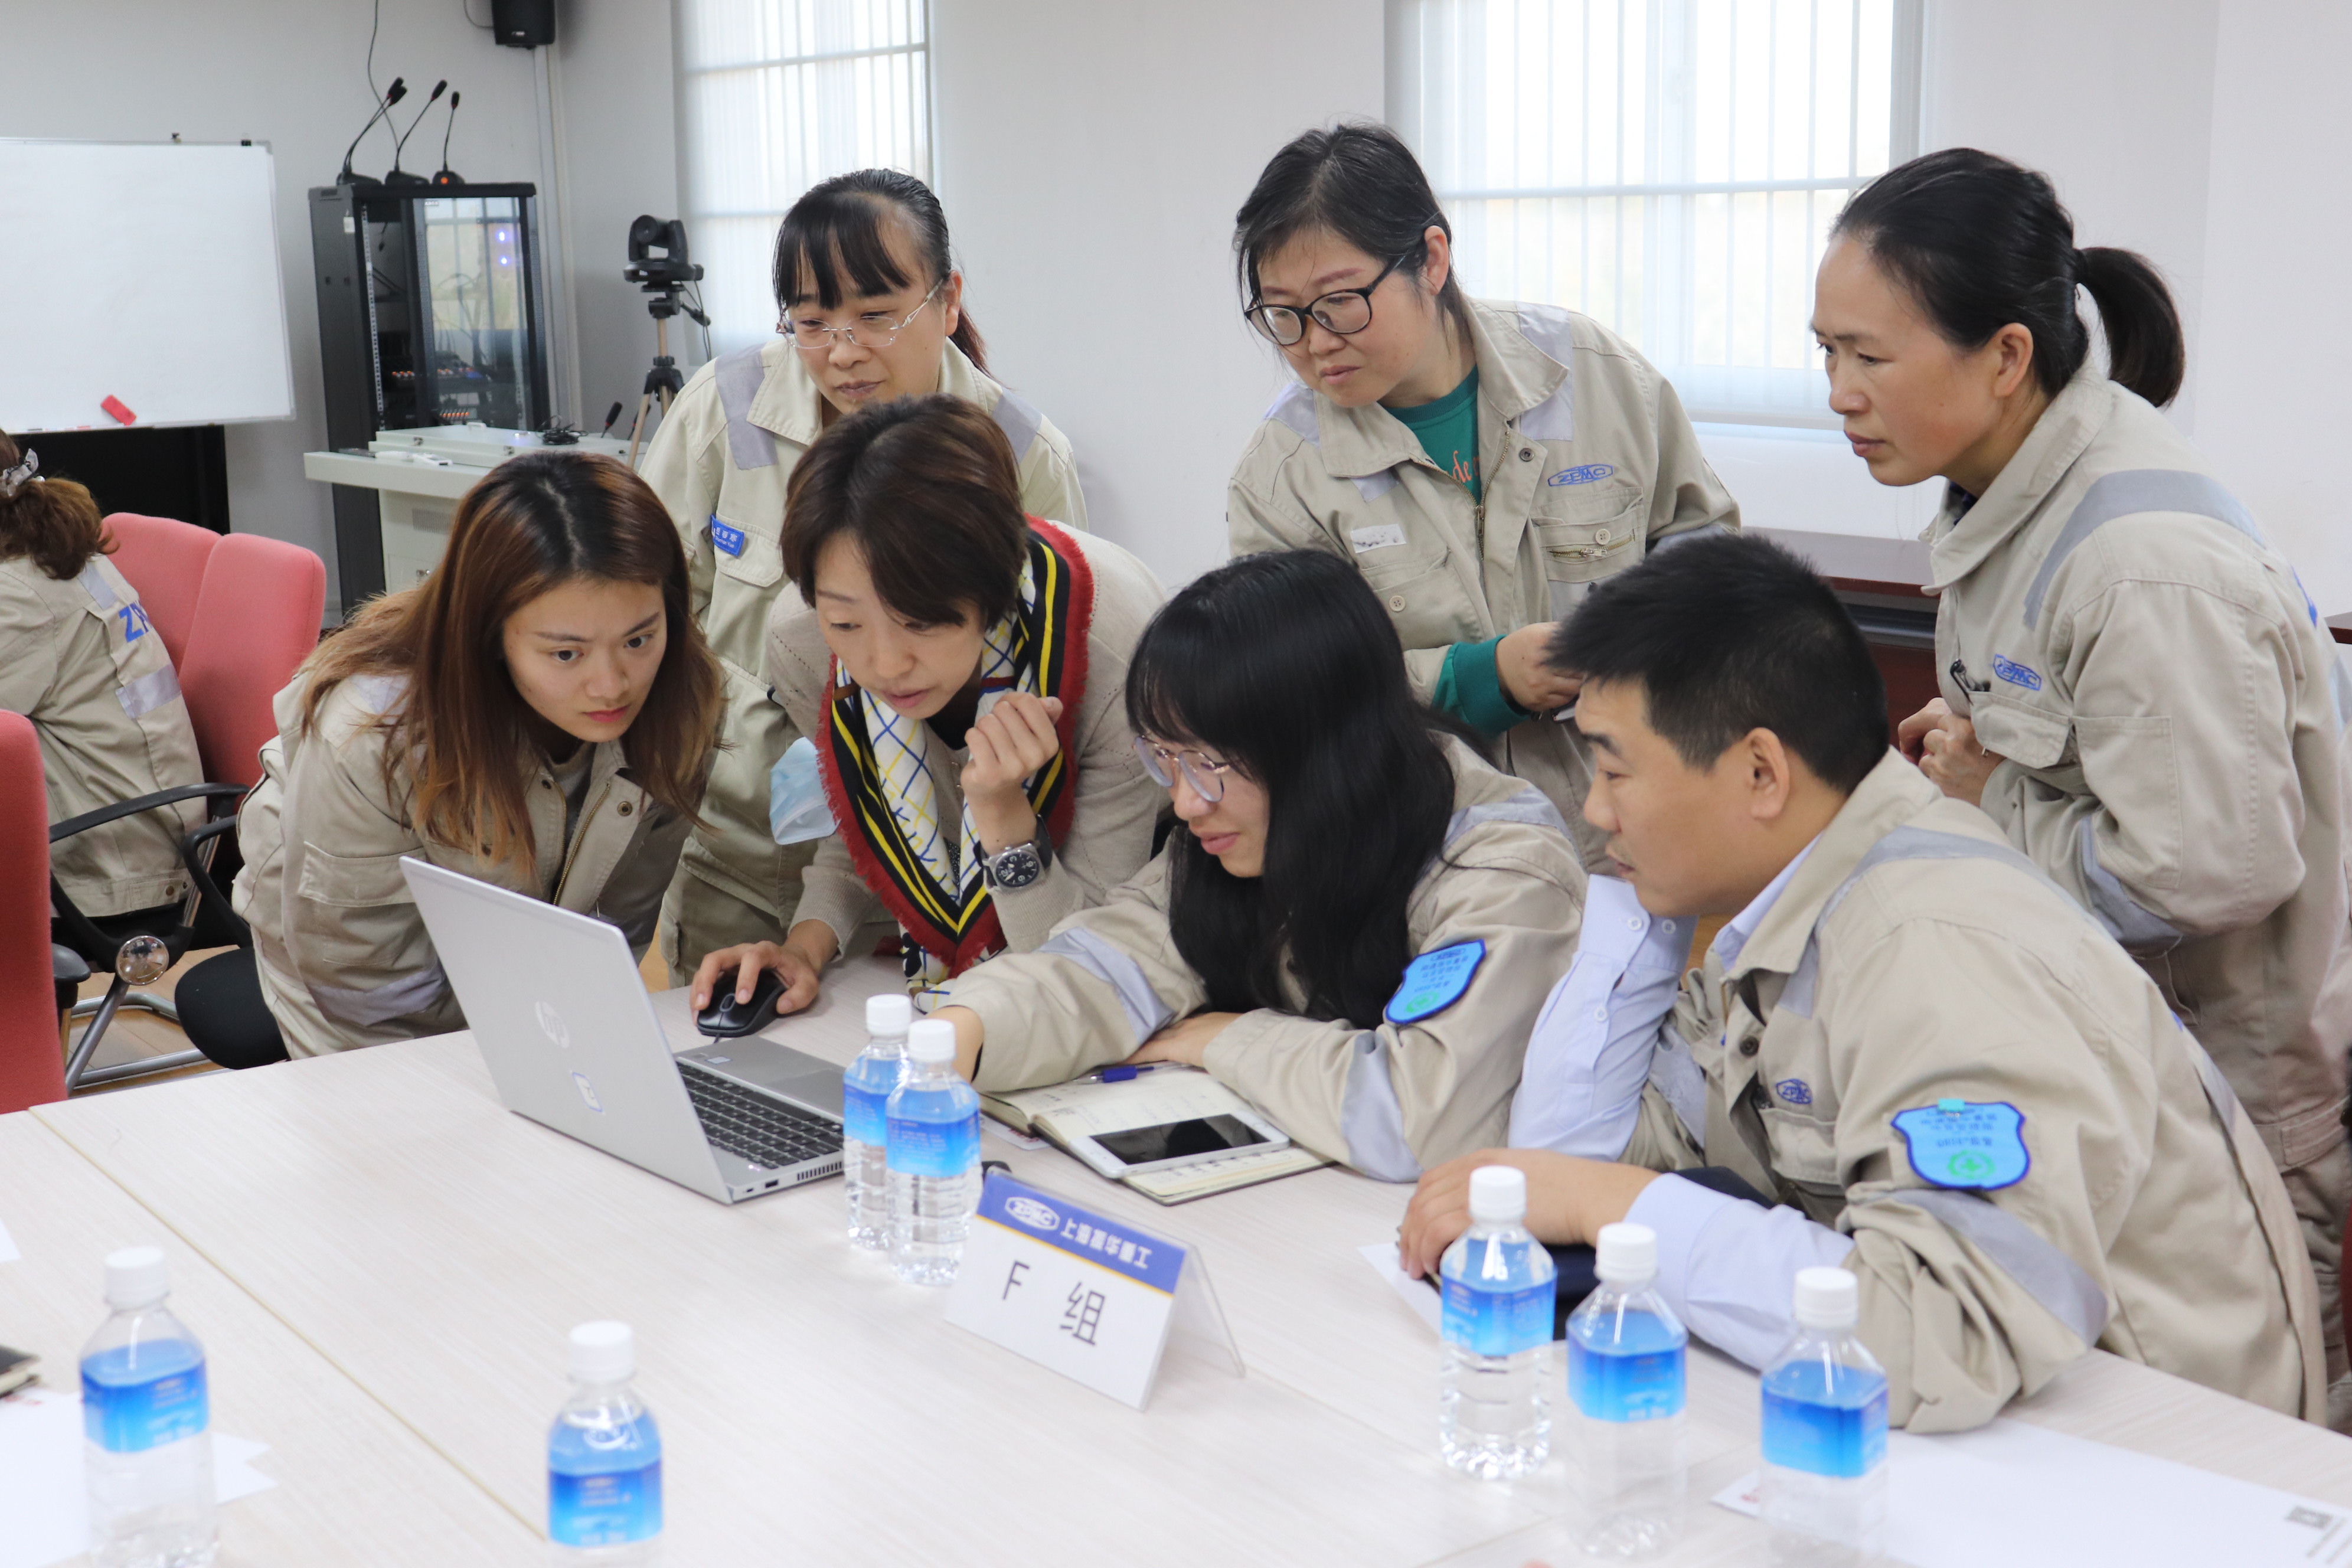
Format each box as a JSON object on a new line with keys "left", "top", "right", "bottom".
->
{"left": 81, "top": 1351, "right": 208, "bottom": 1453}
{"left": 550, "top": 1459, "right": 664, "bottom": 1546}
{"left": 1762, "top": 1383, "right": 1888, "bottom": 1478}
{"left": 842, "top": 1080, "right": 889, "bottom": 1146}
{"left": 888, "top": 1110, "right": 979, "bottom": 1177}
{"left": 1568, "top": 1338, "right": 1685, "bottom": 1422}
{"left": 1440, "top": 1277, "right": 1554, "bottom": 1357}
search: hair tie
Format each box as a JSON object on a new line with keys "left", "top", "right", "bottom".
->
{"left": 0, "top": 448, "right": 37, "bottom": 500}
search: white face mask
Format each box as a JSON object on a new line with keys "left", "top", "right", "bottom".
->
{"left": 768, "top": 736, "right": 839, "bottom": 846}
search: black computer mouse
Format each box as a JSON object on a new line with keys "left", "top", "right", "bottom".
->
{"left": 696, "top": 966, "right": 785, "bottom": 1037}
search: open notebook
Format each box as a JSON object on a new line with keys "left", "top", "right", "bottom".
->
{"left": 981, "top": 1068, "right": 1328, "bottom": 1204}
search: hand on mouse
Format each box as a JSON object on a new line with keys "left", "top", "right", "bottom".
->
{"left": 688, "top": 920, "right": 837, "bottom": 1018}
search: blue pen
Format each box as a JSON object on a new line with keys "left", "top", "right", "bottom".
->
{"left": 1074, "top": 1063, "right": 1180, "bottom": 1085}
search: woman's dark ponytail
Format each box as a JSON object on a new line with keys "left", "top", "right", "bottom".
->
{"left": 1832, "top": 148, "right": 2186, "bottom": 407}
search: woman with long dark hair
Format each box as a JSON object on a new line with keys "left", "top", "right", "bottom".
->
{"left": 1811, "top": 146, "right": 2352, "bottom": 1407}
{"left": 931, "top": 550, "right": 1587, "bottom": 1178}
{"left": 234, "top": 453, "right": 722, "bottom": 1056}
{"left": 1226, "top": 123, "right": 1738, "bottom": 870}
{"left": 641, "top": 168, "right": 1089, "bottom": 982}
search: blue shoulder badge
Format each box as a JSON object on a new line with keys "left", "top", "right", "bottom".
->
{"left": 1384, "top": 939, "right": 1488, "bottom": 1027}
{"left": 710, "top": 515, "right": 746, "bottom": 557}
{"left": 1892, "top": 1099, "right": 2030, "bottom": 1190}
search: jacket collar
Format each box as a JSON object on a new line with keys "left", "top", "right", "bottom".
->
{"left": 1296, "top": 298, "right": 1567, "bottom": 480}
{"left": 1719, "top": 751, "right": 1942, "bottom": 985}
{"left": 746, "top": 338, "right": 993, "bottom": 447}
{"left": 1926, "top": 366, "right": 2117, "bottom": 588}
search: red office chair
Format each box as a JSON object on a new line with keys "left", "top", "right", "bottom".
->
{"left": 102, "top": 514, "right": 220, "bottom": 672}
{"left": 1, "top": 712, "right": 70, "bottom": 1113}
{"left": 53, "top": 533, "right": 325, "bottom": 1087}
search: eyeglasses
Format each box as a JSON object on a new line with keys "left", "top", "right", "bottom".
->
{"left": 779, "top": 276, "right": 945, "bottom": 351}
{"left": 1243, "top": 253, "right": 1409, "bottom": 347}
{"left": 1133, "top": 736, "right": 1236, "bottom": 803}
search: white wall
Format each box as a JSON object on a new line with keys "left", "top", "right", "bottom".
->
{"left": 931, "top": 0, "right": 1386, "bottom": 588}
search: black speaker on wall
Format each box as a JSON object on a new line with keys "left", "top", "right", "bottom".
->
{"left": 491, "top": 0, "right": 556, "bottom": 48}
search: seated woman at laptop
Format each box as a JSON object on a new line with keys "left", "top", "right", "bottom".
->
{"left": 233, "top": 452, "right": 722, "bottom": 1057}
{"left": 688, "top": 394, "right": 1165, "bottom": 1018}
{"left": 927, "top": 549, "right": 1590, "bottom": 1178}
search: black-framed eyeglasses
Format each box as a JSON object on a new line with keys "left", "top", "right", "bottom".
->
{"left": 1243, "top": 253, "right": 1409, "bottom": 347}
{"left": 1133, "top": 736, "right": 1236, "bottom": 803}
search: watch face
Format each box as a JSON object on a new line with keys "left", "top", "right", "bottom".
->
{"left": 990, "top": 844, "right": 1044, "bottom": 889}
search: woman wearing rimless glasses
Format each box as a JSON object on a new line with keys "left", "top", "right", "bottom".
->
{"left": 641, "top": 169, "right": 1089, "bottom": 987}
{"left": 929, "top": 550, "right": 1589, "bottom": 1179}
{"left": 1225, "top": 123, "right": 1739, "bottom": 872}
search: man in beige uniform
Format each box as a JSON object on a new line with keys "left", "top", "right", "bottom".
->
{"left": 1227, "top": 299, "right": 1736, "bottom": 867}
{"left": 1407, "top": 534, "right": 2324, "bottom": 1429}
{"left": 936, "top": 740, "right": 1586, "bottom": 1176}
{"left": 1904, "top": 367, "right": 2352, "bottom": 1399}
{"left": 641, "top": 337, "right": 1086, "bottom": 975}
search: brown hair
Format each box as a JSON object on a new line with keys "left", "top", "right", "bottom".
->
{"left": 781, "top": 393, "right": 1028, "bottom": 628}
{"left": 0, "top": 430, "right": 112, "bottom": 580}
{"left": 302, "top": 451, "right": 721, "bottom": 868}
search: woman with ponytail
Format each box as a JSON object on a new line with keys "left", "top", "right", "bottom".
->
{"left": 1811, "top": 146, "right": 2352, "bottom": 1415}
{"left": 641, "top": 169, "right": 1089, "bottom": 982}
{"left": 0, "top": 430, "right": 204, "bottom": 924}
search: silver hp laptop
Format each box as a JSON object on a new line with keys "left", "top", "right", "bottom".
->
{"left": 401, "top": 858, "right": 845, "bottom": 1204}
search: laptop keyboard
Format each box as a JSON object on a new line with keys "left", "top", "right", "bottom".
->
{"left": 677, "top": 1061, "right": 844, "bottom": 1173}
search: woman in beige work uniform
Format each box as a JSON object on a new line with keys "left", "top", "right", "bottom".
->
{"left": 1225, "top": 123, "right": 1737, "bottom": 867}
{"left": 641, "top": 169, "right": 1088, "bottom": 979}
{"left": 930, "top": 550, "right": 1588, "bottom": 1178}
{"left": 0, "top": 430, "right": 204, "bottom": 927}
{"left": 233, "top": 453, "right": 721, "bottom": 1056}
{"left": 1812, "top": 146, "right": 2352, "bottom": 1419}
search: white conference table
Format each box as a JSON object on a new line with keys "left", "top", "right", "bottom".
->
{"left": 13, "top": 955, "right": 2352, "bottom": 1566}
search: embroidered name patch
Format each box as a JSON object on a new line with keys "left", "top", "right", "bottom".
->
{"left": 1892, "top": 1098, "right": 2030, "bottom": 1190}
{"left": 1991, "top": 655, "right": 2043, "bottom": 691}
{"left": 710, "top": 515, "right": 746, "bottom": 557}
{"left": 1547, "top": 463, "right": 1616, "bottom": 486}
{"left": 1350, "top": 523, "right": 1407, "bottom": 554}
{"left": 1384, "top": 939, "right": 1487, "bottom": 1026}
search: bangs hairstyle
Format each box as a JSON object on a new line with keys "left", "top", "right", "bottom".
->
{"left": 302, "top": 452, "right": 721, "bottom": 868}
{"left": 1233, "top": 121, "right": 1472, "bottom": 341}
{"left": 0, "top": 429, "right": 111, "bottom": 581}
{"left": 1549, "top": 532, "right": 1886, "bottom": 793}
{"left": 1126, "top": 550, "right": 1464, "bottom": 1027}
{"left": 782, "top": 394, "right": 1028, "bottom": 629}
{"left": 771, "top": 168, "right": 988, "bottom": 373}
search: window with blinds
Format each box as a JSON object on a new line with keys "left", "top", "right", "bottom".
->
{"left": 1390, "top": 0, "right": 1922, "bottom": 423}
{"left": 677, "top": 0, "right": 932, "bottom": 356}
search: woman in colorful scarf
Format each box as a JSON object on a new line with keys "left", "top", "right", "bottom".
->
{"left": 690, "top": 394, "right": 1165, "bottom": 1017}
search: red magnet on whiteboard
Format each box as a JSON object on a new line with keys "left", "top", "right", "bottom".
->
{"left": 100, "top": 396, "right": 137, "bottom": 426}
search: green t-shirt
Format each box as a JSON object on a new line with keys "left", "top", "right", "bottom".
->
{"left": 1387, "top": 367, "right": 1481, "bottom": 502}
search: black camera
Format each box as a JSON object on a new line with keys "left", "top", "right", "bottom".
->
{"left": 624, "top": 215, "right": 703, "bottom": 290}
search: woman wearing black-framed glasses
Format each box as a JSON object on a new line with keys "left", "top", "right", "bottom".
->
{"left": 1226, "top": 122, "right": 1740, "bottom": 874}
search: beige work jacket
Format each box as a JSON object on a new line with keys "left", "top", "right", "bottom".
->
{"left": 1625, "top": 754, "right": 2325, "bottom": 1429}
{"left": 233, "top": 674, "right": 698, "bottom": 1057}
{"left": 640, "top": 339, "right": 1087, "bottom": 923}
{"left": 1226, "top": 298, "right": 1737, "bottom": 867}
{"left": 1926, "top": 367, "right": 2352, "bottom": 1177}
{"left": 763, "top": 527, "right": 1165, "bottom": 958}
{"left": 941, "top": 741, "right": 1587, "bottom": 1175}
{"left": 0, "top": 553, "right": 202, "bottom": 916}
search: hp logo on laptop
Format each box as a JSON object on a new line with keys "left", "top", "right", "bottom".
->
{"left": 535, "top": 1000, "right": 570, "bottom": 1050}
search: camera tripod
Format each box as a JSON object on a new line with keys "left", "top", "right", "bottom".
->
{"left": 628, "top": 288, "right": 709, "bottom": 468}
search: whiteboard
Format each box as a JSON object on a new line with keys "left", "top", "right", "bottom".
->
{"left": 0, "top": 140, "right": 295, "bottom": 432}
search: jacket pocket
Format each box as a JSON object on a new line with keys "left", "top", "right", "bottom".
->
{"left": 298, "top": 845, "right": 418, "bottom": 908}
{"left": 1972, "top": 696, "right": 2073, "bottom": 770}
{"left": 1532, "top": 499, "right": 1642, "bottom": 618}
{"left": 712, "top": 512, "right": 783, "bottom": 590}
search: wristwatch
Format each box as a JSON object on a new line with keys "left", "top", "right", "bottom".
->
{"left": 979, "top": 827, "right": 1054, "bottom": 891}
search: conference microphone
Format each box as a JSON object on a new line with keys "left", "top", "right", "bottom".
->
{"left": 335, "top": 76, "right": 407, "bottom": 187}
{"left": 386, "top": 79, "right": 447, "bottom": 186}
{"left": 430, "top": 91, "right": 465, "bottom": 187}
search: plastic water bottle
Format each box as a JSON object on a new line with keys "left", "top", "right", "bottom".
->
{"left": 886, "top": 1017, "right": 982, "bottom": 1286}
{"left": 548, "top": 1322, "right": 662, "bottom": 1566}
{"left": 1437, "top": 1165, "right": 1559, "bottom": 1478}
{"left": 1564, "top": 1223, "right": 1687, "bottom": 1557}
{"left": 841, "top": 992, "right": 913, "bottom": 1249}
{"left": 81, "top": 1246, "right": 217, "bottom": 1568}
{"left": 1760, "top": 1268, "right": 1889, "bottom": 1567}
